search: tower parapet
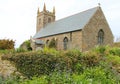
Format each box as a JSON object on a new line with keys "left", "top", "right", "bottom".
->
{"left": 36, "top": 3, "right": 56, "bottom": 33}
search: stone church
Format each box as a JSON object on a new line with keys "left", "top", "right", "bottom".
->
{"left": 32, "top": 4, "right": 113, "bottom": 51}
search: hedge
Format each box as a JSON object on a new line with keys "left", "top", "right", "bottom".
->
{"left": 2, "top": 47, "right": 120, "bottom": 79}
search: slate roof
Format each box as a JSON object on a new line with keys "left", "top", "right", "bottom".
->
{"left": 34, "top": 7, "right": 99, "bottom": 39}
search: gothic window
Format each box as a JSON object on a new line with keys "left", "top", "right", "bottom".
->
{"left": 48, "top": 18, "right": 51, "bottom": 23}
{"left": 98, "top": 29, "right": 104, "bottom": 45}
{"left": 46, "top": 40, "right": 49, "bottom": 45}
{"left": 63, "top": 37, "right": 69, "bottom": 50}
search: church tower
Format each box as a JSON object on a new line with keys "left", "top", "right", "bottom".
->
{"left": 36, "top": 3, "right": 56, "bottom": 33}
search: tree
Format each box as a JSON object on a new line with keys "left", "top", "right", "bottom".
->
{"left": 48, "top": 38, "right": 57, "bottom": 48}
{"left": 0, "top": 39, "right": 15, "bottom": 50}
{"left": 20, "top": 40, "right": 32, "bottom": 51}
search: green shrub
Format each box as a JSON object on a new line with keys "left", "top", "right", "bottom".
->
{"left": 2, "top": 49, "right": 83, "bottom": 78}
{"left": 15, "top": 48, "right": 28, "bottom": 53}
{"left": 107, "top": 55, "right": 120, "bottom": 69}
{"left": 20, "top": 40, "right": 32, "bottom": 51}
{"left": 0, "top": 76, "right": 21, "bottom": 84}
{"left": 72, "top": 67, "right": 117, "bottom": 84}
{"left": 92, "top": 46, "right": 108, "bottom": 54}
{"left": 82, "top": 51, "right": 101, "bottom": 67}
{"left": 42, "top": 47, "right": 59, "bottom": 56}
{"left": 0, "top": 49, "right": 14, "bottom": 54}
{"left": 64, "top": 49, "right": 84, "bottom": 73}
{"left": 0, "top": 48, "right": 29, "bottom": 55}
{"left": 21, "top": 69, "right": 118, "bottom": 84}
{"left": 65, "top": 49, "right": 82, "bottom": 57}
{"left": 21, "top": 72, "right": 73, "bottom": 84}
{"left": 109, "top": 47, "right": 120, "bottom": 56}
{"left": 113, "top": 42, "right": 120, "bottom": 47}
{"left": 47, "top": 72, "right": 73, "bottom": 84}
{"left": 2, "top": 51, "right": 59, "bottom": 78}
{"left": 22, "top": 76, "right": 48, "bottom": 84}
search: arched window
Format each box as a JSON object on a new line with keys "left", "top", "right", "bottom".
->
{"left": 48, "top": 18, "right": 51, "bottom": 23}
{"left": 46, "top": 40, "right": 49, "bottom": 46}
{"left": 63, "top": 37, "right": 69, "bottom": 50}
{"left": 98, "top": 29, "right": 104, "bottom": 45}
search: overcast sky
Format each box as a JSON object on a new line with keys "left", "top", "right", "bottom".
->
{"left": 0, "top": 0, "right": 120, "bottom": 48}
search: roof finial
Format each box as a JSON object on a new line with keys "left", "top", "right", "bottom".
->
{"left": 43, "top": 3, "right": 46, "bottom": 11}
{"left": 98, "top": 3, "right": 101, "bottom": 7}
{"left": 53, "top": 6, "right": 55, "bottom": 14}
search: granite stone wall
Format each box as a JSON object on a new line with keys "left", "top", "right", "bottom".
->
{"left": 82, "top": 7, "right": 113, "bottom": 51}
{"left": 37, "top": 30, "right": 82, "bottom": 50}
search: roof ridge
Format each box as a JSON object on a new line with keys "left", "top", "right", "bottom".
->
{"left": 44, "top": 6, "right": 99, "bottom": 28}
{"left": 55, "top": 6, "right": 99, "bottom": 22}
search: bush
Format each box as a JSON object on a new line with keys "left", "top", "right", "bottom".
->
{"left": 2, "top": 49, "right": 83, "bottom": 78}
{"left": 0, "top": 48, "right": 30, "bottom": 55}
{"left": 15, "top": 48, "right": 28, "bottom": 53}
{"left": 109, "top": 47, "right": 120, "bottom": 56}
{"left": 1, "top": 46, "right": 120, "bottom": 83}
{"left": 72, "top": 67, "right": 117, "bottom": 84}
{"left": 22, "top": 76, "right": 48, "bottom": 84}
{"left": 2, "top": 51, "right": 59, "bottom": 78}
{"left": 0, "top": 76, "right": 21, "bottom": 84}
{"left": 92, "top": 46, "right": 108, "bottom": 54}
{"left": 43, "top": 47, "right": 59, "bottom": 56}
{"left": 82, "top": 51, "right": 101, "bottom": 67}
{"left": 113, "top": 42, "right": 120, "bottom": 47}
{"left": 0, "top": 49, "right": 15, "bottom": 54}
{"left": 21, "top": 68, "right": 118, "bottom": 84}
{"left": 64, "top": 49, "right": 83, "bottom": 73}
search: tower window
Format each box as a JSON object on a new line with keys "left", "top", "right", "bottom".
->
{"left": 63, "top": 37, "right": 69, "bottom": 50}
{"left": 98, "top": 29, "right": 104, "bottom": 45}
{"left": 48, "top": 18, "right": 51, "bottom": 23}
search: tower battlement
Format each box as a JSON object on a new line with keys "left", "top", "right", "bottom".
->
{"left": 36, "top": 3, "right": 56, "bottom": 33}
